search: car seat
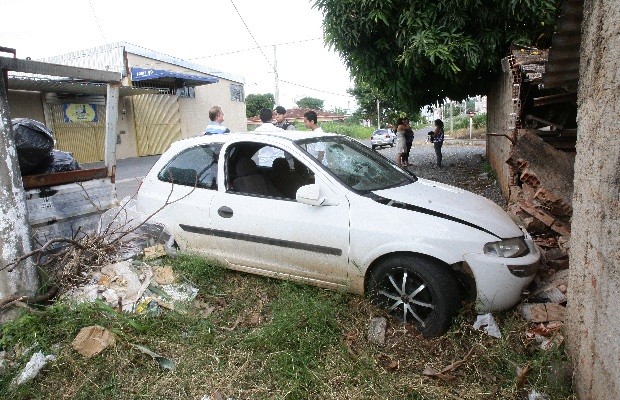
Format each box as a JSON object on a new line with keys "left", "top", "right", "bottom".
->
{"left": 271, "top": 158, "right": 306, "bottom": 199}
{"left": 232, "top": 158, "right": 282, "bottom": 197}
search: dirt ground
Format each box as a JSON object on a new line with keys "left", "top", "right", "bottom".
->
{"left": 378, "top": 139, "right": 505, "bottom": 206}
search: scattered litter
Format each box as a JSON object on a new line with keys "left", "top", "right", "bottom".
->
{"left": 144, "top": 244, "right": 167, "bottom": 260}
{"left": 422, "top": 347, "right": 475, "bottom": 380}
{"left": 132, "top": 344, "right": 175, "bottom": 371}
{"left": 61, "top": 260, "right": 198, "bottom": 314}
{"left": 528, "top": 389, "right": 549, "bottom": 400}
{"left": 473, "top": 313, "right": 502, "bottom": 338}
{"left": 71, "top": 325, "right": 116, "bottom": 358}
{"left": 516, "top": 364, "right": 531, "bottom": 389}
{"left": 519, "top": 303, "right": 565, "bottom": 323}
{"left": 11, "top": 351, "right": 56, "bottom": 386}
{"left": 0, "top": 350, "right": 6, "bottom": 374}
{"left": 152, "top": 265, "right": 176, "bottom": 285}
{"left": 367, "top": 317, "right": 387, "bottom": 344}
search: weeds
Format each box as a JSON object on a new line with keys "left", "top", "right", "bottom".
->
{"left": 0, "top": 254, "right": 574, "bottom": 399}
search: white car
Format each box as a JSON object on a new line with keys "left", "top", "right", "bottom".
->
{"left": 136, "top": 131, "right": 540, "bottom": 337}
{"left": 370, "top": 128, "right": 395, "bottom": 149}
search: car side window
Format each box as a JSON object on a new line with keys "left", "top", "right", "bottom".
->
{"left": 158, "top": 144, "right": 221, "bottom": 189}
{"left": 226, "top": 142, "right": 313, "bottom": 199}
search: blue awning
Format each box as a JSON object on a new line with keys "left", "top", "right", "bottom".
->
{"left": 130, "top": 67, "right": 219, "bottom": 86}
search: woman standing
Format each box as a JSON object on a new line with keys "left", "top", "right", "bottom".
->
{"left": 395, "top": 118, "right": 408, "bottom": 167}
{"left": 431, "top": 119, "right": 445, "bottom": 168}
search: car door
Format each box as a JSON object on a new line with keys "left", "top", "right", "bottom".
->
{"left": 140, "top": 143, "right": 223, "bottom": 258}
{"left": 208, "top": 141, "right": 350, "bottom": 287}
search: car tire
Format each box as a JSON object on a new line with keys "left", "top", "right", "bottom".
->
{"left": 390, "top": 142, "right": 394, "bottom": 147}
{"left": 367, "top": 255, "right": 460, "bottom": 338}
{"left": 372, "top": 145, "right": 377, "bottom": 150}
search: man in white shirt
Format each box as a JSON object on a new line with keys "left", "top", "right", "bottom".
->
{"left": 255, "top": 108, "right": 285, "bottom": 167}
{"left": 303, "top": 110, "right": 326, "bottom": 163}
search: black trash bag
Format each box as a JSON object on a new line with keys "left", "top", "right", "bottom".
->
{"left": 29, "top": 150, "right": 82, "bottom": 175}
{"left": 11, "top": 118, "right": 55, "bottom": 173}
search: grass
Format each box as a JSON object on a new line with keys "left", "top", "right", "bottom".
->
{"left": 1, "top": 254, "right": 574, "bottom": 399}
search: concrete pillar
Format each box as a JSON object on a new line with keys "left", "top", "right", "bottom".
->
{"left": 567, "top": 0, "right": 620, "bottom": 398}
{"left": 0, "top": 71, "right": 39, "bottom": 320}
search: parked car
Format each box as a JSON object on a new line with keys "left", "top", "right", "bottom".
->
{"left": 370, "top": 128, "right": 395, "bottom": 149}
{"left": 136, "top": 131, "right": 540, "bottom": 337}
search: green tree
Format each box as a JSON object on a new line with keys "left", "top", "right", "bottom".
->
{"left": 296, "top": 97, "right": 324, "bottom": 110}
{"left": 314, "top": 0, "right": 561, "bottom": 111}
{"left": 245, "top": 93, "right": 275, "bottom": 118}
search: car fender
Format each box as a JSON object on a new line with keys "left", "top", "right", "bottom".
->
{"left": 352, "top": 239, "right": 461, "bottom": 279}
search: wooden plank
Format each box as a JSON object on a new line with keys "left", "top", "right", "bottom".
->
{"left": 22, "top": 168, "right": 108, "bottom": 189}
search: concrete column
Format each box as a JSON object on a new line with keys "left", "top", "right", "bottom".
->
{"left": 0, "top": 71, "right": 39, "bottom": 319}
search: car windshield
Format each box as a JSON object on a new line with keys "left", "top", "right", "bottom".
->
{"left": 296, "top": 135, "right": 416, "bottom": 192}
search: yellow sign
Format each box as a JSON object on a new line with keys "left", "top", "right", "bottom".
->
{"left": 63, "top": 103, "right": 98, "bottom": 122}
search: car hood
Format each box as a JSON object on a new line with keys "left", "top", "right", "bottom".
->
{"left": 372, "top": 178, "right": 522, "bottom": 239}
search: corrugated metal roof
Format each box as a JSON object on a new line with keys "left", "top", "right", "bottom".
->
{"left": 541, "top": 0, "right": 583, "bottom": 90}
{"left": 7, "top": 76, "right": 158, "bottom": 96}
{"left": 39, "top": 42, "right": 244, "bottom": 84}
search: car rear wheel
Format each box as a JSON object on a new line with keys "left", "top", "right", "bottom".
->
{"left": 367, "top": 255, "right": 460, "bottom": 338}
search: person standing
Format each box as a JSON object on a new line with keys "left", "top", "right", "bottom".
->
{"left": 431, "top": 118, "right": 445, "bottom": 168}
{"left": 273, "top": 106, "right": 296, "bottom": 130}
{"left": 256, "top": 108, "right": 285, "bottom": 167}
{"left": 303, "top": 110, "right": 326, "bottom": 163}
{"left": 394, "top": 117, "right": 408, "bottom": 167}
{"left": 403, "top": 118, "right": 414, "bottom": 166}
{"left": 204, "top": 106, "right": 230, "bottom": 135}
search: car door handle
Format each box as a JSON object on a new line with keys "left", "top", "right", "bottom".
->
{"left": 217, "top": 206, "right": 233, "bottom": 218}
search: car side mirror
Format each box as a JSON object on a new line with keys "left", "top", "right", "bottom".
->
{"left": 296, "top": 184, "right": 339, "bottom": 206}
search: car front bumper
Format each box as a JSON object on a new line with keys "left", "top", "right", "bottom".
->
{"left": 463, "top": 238, "right": 541, "bottom": 312}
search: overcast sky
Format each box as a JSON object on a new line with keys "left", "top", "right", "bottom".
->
{"left": 0, "top": 0, "right": 356, "bottom": 111}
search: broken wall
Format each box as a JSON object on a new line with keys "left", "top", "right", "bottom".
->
{"left": 566, "top": 0, "right": 620, "bottom": 398}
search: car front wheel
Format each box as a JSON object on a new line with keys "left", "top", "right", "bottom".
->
{"left": 367, "top": 255, "right": 460, "bottom": 338}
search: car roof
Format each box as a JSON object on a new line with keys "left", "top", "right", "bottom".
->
{"left": 171, "top": 130, "right": 338, "bottom": 150}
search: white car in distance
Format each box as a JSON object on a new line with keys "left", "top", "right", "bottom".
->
{"left": 136, "top": 130, "right": 541, "bottom": 337}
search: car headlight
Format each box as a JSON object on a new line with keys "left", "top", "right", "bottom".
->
{"left": 483, "top": 237, "right": 529, "bottom": 258}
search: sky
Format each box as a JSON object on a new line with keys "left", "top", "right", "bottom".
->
{"left": 0, "top": 0, "right": 356, "bottom": 112}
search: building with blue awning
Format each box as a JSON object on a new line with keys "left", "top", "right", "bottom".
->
{"left": 6, "top": 42, "right": 246, "bottom": 161}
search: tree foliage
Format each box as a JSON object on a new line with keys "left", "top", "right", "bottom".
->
{"left": 296, "top": 97, "right": 325, "bottom": 110}
{"left": 314, "top": 0, "right": 561, "bottom": 111}
{"left": 245, "top": 93, "right": 275, "bottom": 118}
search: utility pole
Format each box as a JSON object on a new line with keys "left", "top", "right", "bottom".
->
{"left": 450, "top": 101, "right": 454, "bottom": 133}
{"left": 273, "top": 45, "right": 279, "bottom": 106}
{"left": 376, "top": 98, "right": 380, "bottom": 129}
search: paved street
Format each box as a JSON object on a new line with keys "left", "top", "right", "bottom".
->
{"left": 104, "top": 128, "right": 489, "bottom": 201}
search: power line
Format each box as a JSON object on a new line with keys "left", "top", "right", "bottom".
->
{"left": 229, "top": 0, "right": 274, "bottom": 72}
{"left": 279, "top": 79, "right": 354, "bottom": 98}
{"left": 189, "top": 37, "right": 322, "bottom": 61}
{"left": 88, "top": 0, "right": 108, "bottom": 44}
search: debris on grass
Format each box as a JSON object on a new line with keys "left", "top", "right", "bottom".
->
{"left": 422, "top": 347, "right": 475, "bottom": 381}
{"left": 367, "top": 317, "right": 387, "bottom": 344}
{"left": 473, "top": 313, "right": 502, "bottom": 338}
{"left": 132, "top": 344, "right": 175, "bottom": 371}
{"left": 11, "top": 351, "right": 56, "bottom": 386}
{"left": 71, "top": 325, "right": 116, "bottom": 358}
{"left": 519, "top": 303, "right": 565, "bottom": 324}
{"left": 62, "top": 260, "right": 198, "bottom": 314}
